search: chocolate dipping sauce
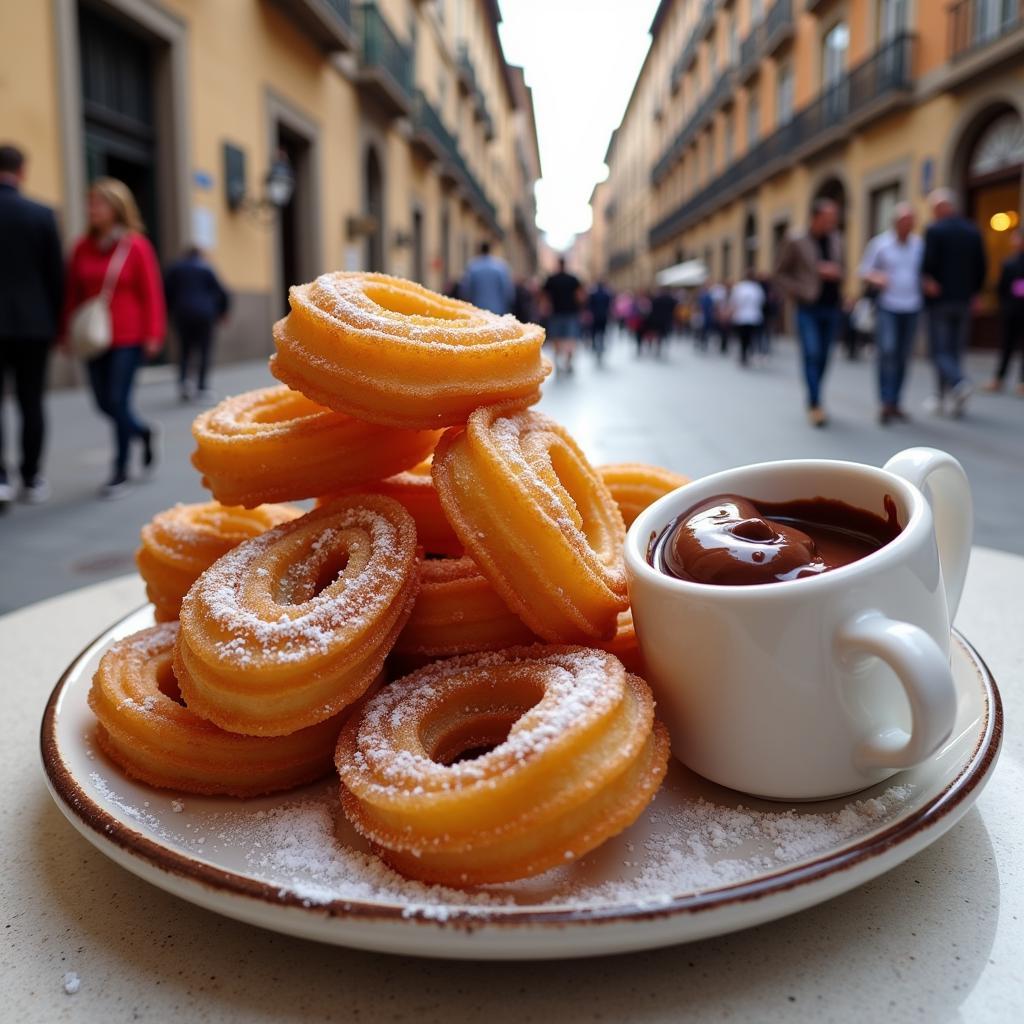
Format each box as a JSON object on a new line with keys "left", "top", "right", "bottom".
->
{"left": 649, "top": 494, "right": 902, "bottom": 585}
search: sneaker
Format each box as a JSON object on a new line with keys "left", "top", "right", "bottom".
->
{"left": 923, "top": 394, "right": 946, "bottom": 415}
{"left": 891, "top": 407, "right": 910, "bottom": 423}
{"left": 99, "top": 474, "right": 130, "bottom": 500}
{"left": 20, "top": 478, "right": 50, "bottom": 504}
{"left": 1016, "top": 383, "right": 1024, "bottom": 397}
{"left": 879, "top": 407, "right": 894, "bottom": 426}
{"left": 980, "top": 379, "right": 1003, "bottom": 393}
{"left": 0, "top": 480, "right": 14, "bottom": 505}
{"left": 950, "top": 380, "right": 974, "bottom": 418}
{"left": 807, "top": 406, "right": 828, "bottom": 428}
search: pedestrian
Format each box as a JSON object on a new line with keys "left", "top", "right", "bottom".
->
{"left": 164, "top": 246, "right": 230, "bottom": 403}
{"left": 696, "top": 284, "right": 716, "bottom": 351}
{"left": 921, "top": 187, "right": 987, "bottom": 417}
{"left": 512, "top": 276, "right": 537, "bottom": 325}
{"left": 62, "top": 177, "right": 165, "bottom": 498}
{"left": 647, "top": 287, "right": 677, "bottom": 357}
{"left": 587, "top": 279, "right": 613, "bottom": 366}
{"left": 460, "top": 240, "right": 513, "bottom": 315}
{"left": 728, "top": 268, "right": 765, "bottom": 367}
{"left": 0, "top": 143, "right": 63, "bottom": 508}
{"left": 709, "top": 280, "right": 730, "bottom": 354}
{"left": 542, "top": 256, "right": 583, "bottom": 373}
{"left": 859, "top": 201, "right": 923, "bottom": 425}
{"left": 774, "top": 198, "right": 845, "bottom": 427}
{"left": 756, "top": 273, "right": 778, "bottom": 355}
{"left": 981, "top": 228, "right": 1024, "bottom": 396}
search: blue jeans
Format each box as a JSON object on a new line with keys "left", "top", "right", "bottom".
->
{"left": 86, "top": 344, "right": 149, "bottom": 477}
{"left": 927, "top": 304, "right": 970, "bottom": 393}
{"left": 876, "top": 309, "right": 918, "bottom": 407}
{"left": 795, "top": 304, "right": 841, "bottom": 408}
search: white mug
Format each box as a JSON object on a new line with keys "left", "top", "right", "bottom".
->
{"left": 624, "top": 447, "right": 972, "bottom": 801}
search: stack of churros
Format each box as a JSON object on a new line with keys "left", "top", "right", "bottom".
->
{"left": 91, "top": 271, "right": 687, "bottom": 886}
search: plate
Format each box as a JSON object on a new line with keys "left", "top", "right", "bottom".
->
{"left": 41, "top": 607, "right": 1002, "bottom": 960}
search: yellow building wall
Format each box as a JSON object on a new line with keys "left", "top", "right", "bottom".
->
{"left": 0, "top": 2, "right": 63, "bottom": 208}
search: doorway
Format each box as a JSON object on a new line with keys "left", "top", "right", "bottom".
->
{"left": 412, "top": 208, "right": 425, "bottom": 284}
{"left": 964, "top": 108, "right": 1024, "bottom": 343}
{"left": 275, "top": 123, "right": 312, "bottom": 315}
{"left": 364, "top": 146, "right": 385, "bottom": 272}
{"left": 78, "top": 4, "right": 160, "bottom": 250}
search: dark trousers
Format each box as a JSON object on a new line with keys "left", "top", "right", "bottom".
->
{"left": 996, "top": 312, "right": 1024, "bottom": 383}
{"left": 796, "top": 304, "right": 841, "bottom": 408}
{"left": 590, "top": 317, "right": 607, "bottom": 360}
{"left": 177, "top": 318, "right": 214, "bottom": 391}
{"left": 0, "top": 338, "right": 50, "bottom": 485}
{"left": 876, "top": 309, "right": 918, "bottom": 407}
{"left": 86, "top": 344, "right": 148, "bottom": 477}
{"left": 927, "top": 304, "right": 970, "bottom": 394}
{"left": 735, "top": 323, "right": 757, "bottom": 365}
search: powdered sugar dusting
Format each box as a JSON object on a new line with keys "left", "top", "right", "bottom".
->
{"left": 85, "top": 768, "right": 917, "bottom": 920}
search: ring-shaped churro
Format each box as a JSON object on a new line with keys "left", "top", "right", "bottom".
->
{"left": 394, "top": 555, "right": 537, "bottom": 659}
{"left": 319, "top": 459, "right": 462, "bottom": 558}
{"left": 336, "top": 646, "right": 670, "bottom": 885}
{"left": 89, "top": 624, "right": 350, "bottom": 796}
{"left": 432, "top": 404, "right": 628, "bottom": 642}
{"left": 137, "top": 501, "right": 301, "bottom": 621}
{"left": 174, "top": 496, "right": 419, "bottom": 736}
{"left": 270, "top": 272, "right": 549, "bottom": 429}
{"left": 191, "top": 386, "right": 441, "bottom": 507}
{"left": 598, "top": 463, "right": 690, "bottom": 527}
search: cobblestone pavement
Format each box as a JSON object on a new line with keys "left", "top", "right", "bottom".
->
{"left": 1, "top": 331, "right": 1020, "bottom": 613}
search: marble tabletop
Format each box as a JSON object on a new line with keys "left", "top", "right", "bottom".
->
{"left": 4, "top": 550, "right": 1022, "bottom": 1023}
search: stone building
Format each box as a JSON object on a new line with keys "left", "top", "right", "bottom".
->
{"left": 1, "top": 0, "right": 541, "bottom": 365}
{"left": 595, "top": 0, "right": 1024, "bottom": 342}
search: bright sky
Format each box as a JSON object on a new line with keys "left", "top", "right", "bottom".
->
{"left": 499, "top": 0, "right": 660, "bottom": 250}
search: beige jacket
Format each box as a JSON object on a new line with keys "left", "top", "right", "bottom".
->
{"left": 774, "top": 231, "right": 844, "bottom": 306}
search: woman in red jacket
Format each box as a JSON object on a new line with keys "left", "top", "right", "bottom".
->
{"left": 63, "top": 178, "right": 165, "bottom": 498}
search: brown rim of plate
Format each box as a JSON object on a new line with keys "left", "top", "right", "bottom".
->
{"left": 40, "top": 610, "right": 1003, "bottom": 929}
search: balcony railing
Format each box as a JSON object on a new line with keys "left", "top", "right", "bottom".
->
{"left": 650, "top": 33, "right": 914, "bottom": 247}
{"left": 271, "top": 0, "right": 355, "bottom": 51}
{"left": 457, "top": 43, "right": 477, "bottom": 96}
{"left": 411, "top": 90, "right": 499, "bottom": 232}
{"left": 652, "top": 67, "right": 737, "bottom": 185}
{"left": 356, "top": 2, "right": 413, "bottom": 114}
{"left": 949, "top": 0, "right": 1023, "bottom": 59}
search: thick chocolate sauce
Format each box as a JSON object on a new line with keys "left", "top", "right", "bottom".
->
{"left": 649, "top": 493, "right": 901, "bottom": 586}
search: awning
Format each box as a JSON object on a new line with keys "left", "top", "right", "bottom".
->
{"left": 655, "top": 259, "right": 707, "bottom": 287}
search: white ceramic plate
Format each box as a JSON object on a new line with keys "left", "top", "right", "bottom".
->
{"left": 41, "top": 607, "right": 1002, "bottom": 960}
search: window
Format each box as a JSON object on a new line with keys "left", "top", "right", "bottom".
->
{"left": 822, "top": 22, "right": 849, "bottom": 88}
{"left": 709, "top": 34, "right": 718, "bottom": 77}
{"left": 721, "top": 239, "right": 733, "bottom": 281}
{"left": 750, "top": 0, "right": 765, "bottom": 26}
{"left": 776, "top": 62, "right": 794, "bottom": 125}
{"left": 973, "top": 0, "right": 1019, "bottom": 44}
{"left": 876, "top": 0, "right": 907, "bottom": 40}
{"left": 868, "top": 183, "right": 901, "bottom": 238}
{"left": 727, "top": 16, "right": 739, "bottom": 67}
{"left": 746, "top": 89, "right": 760, "bottom": 146}
{"left": 724, "top": 111, "right": 735, "bottom": 164}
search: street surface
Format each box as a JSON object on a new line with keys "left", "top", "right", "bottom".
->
{"left": 1, "top": 332, "right": 1020, "bottom": 613}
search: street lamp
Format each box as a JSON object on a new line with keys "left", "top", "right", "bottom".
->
{"left": 264, "top": 150, "right": 295, "bottom": 209}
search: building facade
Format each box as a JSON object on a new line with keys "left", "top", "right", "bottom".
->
{"left": 1, "top": 0, "right": 541, "bottom": 369}
{"left": 595, "top": 0, "right": 1024, "bottom": 340}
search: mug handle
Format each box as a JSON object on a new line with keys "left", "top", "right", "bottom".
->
{"left": 836, "top": 611, "right": 958, "bottom": 771}
{"left": 884, "top": 447, "right": 973, "bottom": 619}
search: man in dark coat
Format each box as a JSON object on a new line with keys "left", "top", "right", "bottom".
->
{"left": 922, "top": 188, "right": 987, "bottom": 417}
{"left": 0, "top": 144, "right": 64, "bottom": 506}
{"left": 164, "top": 246, "right": 230, "bottom": 401}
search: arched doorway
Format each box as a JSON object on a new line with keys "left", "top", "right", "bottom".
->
{"left": 364, "top": 146, "right": 384, "bottom": 272}
{"left": 965, "top": 108, "right": 1024, "bottom": 301}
